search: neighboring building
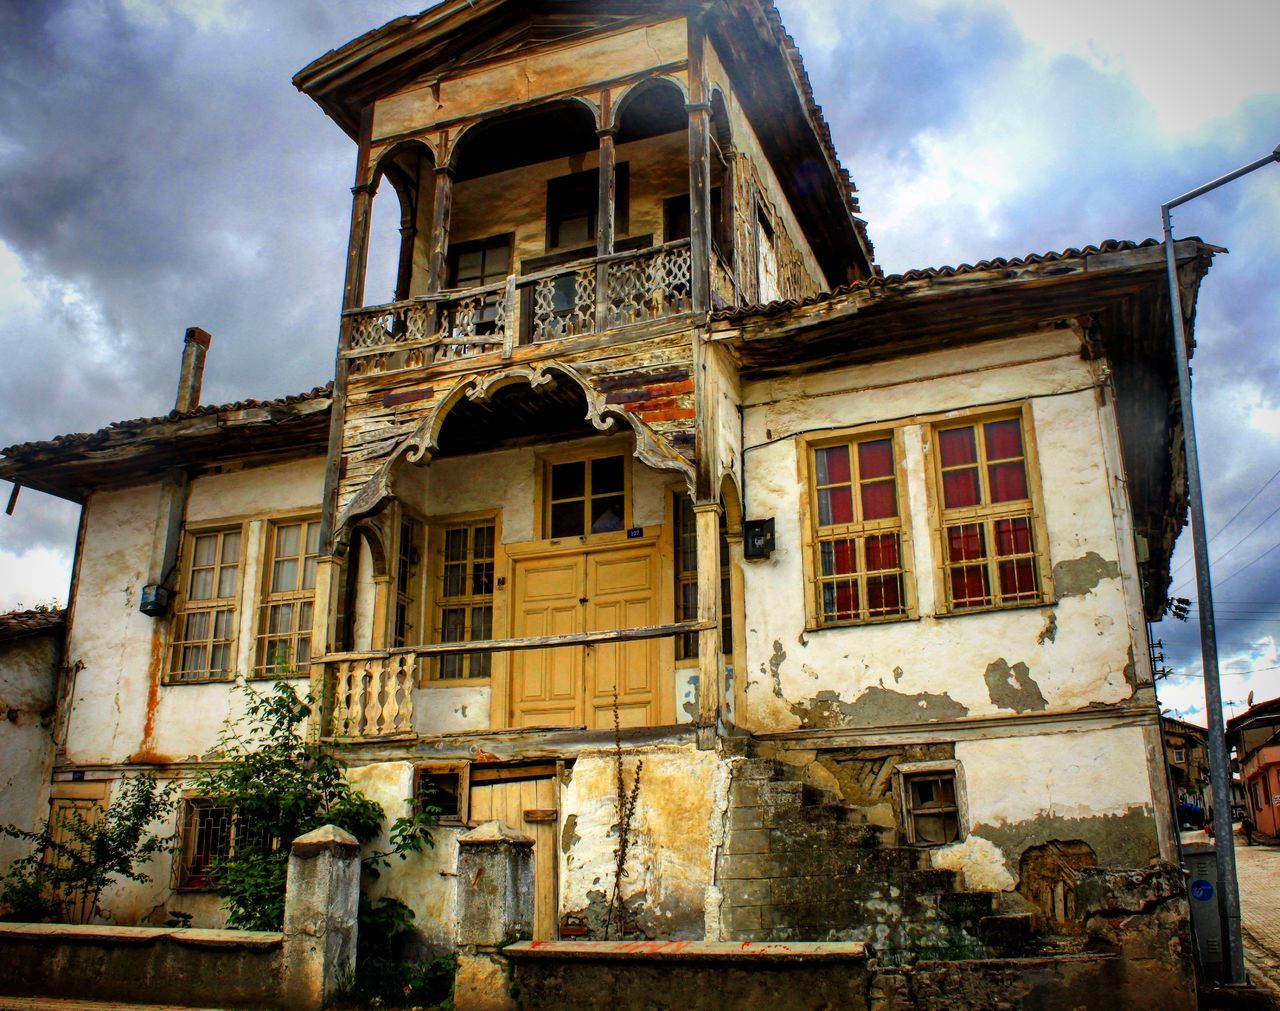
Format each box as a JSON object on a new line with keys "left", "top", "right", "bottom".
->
{"left": 0, "top": 0, "right": 1211, "bottom": 974}
{"left": 0, "top": 609, "right": 63, "bottom": 871}
{"left": 1162, "top": 715, "right": 1210, "bottom": 824}
{"left": 1228, "top": 696, "right": 1280, "bottom": 839}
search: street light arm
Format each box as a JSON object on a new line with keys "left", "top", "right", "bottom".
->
{"left": 1163, "top": 143, "right": 1280, "bottom": 215}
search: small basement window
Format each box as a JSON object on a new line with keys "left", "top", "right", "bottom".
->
{"left": 902, "top": 772, "right": 961, "bottom": 846}
{"left": 176, "top": 799, "right": 232, "bottom": 891}
{"left": 416, "top": 766, "right": 468, "bottom": 826}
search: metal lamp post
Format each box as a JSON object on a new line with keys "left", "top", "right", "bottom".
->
{"left": 1162, "top": 141, "right": 1280, "bottom": 986}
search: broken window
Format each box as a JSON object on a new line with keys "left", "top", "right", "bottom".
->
{"left": 934, "top": 411, "right": 1045, "bottom": 611}
{"left": 673, "top": 494, "right": 733, "bottom": 660}
{"left": 254, "top": 518, "right": 321, "bottom": 676}
{"left": 808, "top": 434, "right": 908, "bottom": 626}
{"left": 902, "top": 772, "right": 961, "bottom": 845}
{"left": 169, "top": 527, "right": 243, "bottom": 681}
{"left": 754, "top": 203, "right": 780, "bottom": 303}
{"left": 175, "top": 799, "right": 232, "bottom": 891}
{"left": 415, "top": 765, "right": 468, "bottom": 826}
{"left": 432, "top": 519, "right": 496, "bottom": 680}
{"left": 546, "top": 454, "right": 626, "bottom": 538}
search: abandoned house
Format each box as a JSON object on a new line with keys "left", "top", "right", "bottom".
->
{"left": 0, "top": 1, "right": 1215, "bottom": 1006}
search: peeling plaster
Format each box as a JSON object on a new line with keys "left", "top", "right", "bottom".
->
{"left": 1037, "top": 613, "right": 1058, "bottom": 645}
{"left": 1052, "top": 552, "right": 1121, "bottom": 598}
{"left": 970, "top": 806, "right": 1159, "bottom": 879}
{"left": 983, "top": 659, "right": 1048, "bottom": 713}
{"left": 790, "top": 686, "right": 969, "bottom": 729}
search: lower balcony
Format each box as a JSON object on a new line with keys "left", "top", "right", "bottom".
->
{"left": 342, "top": 240, "right": 693, "bottom": 375}
{"left": 321, "top": 619, "right": 708, "bottom": 741}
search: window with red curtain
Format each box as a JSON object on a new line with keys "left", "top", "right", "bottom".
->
{"left": 811, "top": 434, "right": 908, "bottom": 625}
{"left": 936, "top": 413, "right": 1042, "bottom": 610}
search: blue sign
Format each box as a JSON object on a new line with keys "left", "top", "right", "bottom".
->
{"left": 1190, "top": 879, "right": 1215, "bottom": 902}
{"left": 627, "top": 527, "right": 644, "bottom": 539}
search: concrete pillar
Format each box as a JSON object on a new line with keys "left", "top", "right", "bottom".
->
{"left": 280, "top": 825, "right": 362, "bottom": 1011}
{"left": 454, "top": 820, "right": 535, "bottom": 1011}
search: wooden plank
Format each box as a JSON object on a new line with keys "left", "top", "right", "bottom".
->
{"left": 320, "top": 619, "right": 711, "bottom": 663}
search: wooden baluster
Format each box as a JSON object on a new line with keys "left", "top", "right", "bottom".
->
{"left": 399, "top": 656, "right": 415, "bottom": 733}
{"left": 382, "top": 655, "right": 404, "bottom": 733}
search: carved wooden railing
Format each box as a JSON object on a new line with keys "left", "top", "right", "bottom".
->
{"left": 319, "top": 618, "right": 709, "bottom": 740}
{"left": 340, "top": 240, "right": 695, "bottom": 375}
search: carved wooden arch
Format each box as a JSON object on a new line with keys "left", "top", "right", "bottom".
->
{"left": 349, "top": 520, "right": 390, "bottom": 579}
{"left": 368, "top": 138, "right": 438, "bottom": 187}
{"left": 334, "top": 363, "right": 696, "bottom": 544}
{"left": 610, "top": 75, "right": 690, "bottom": 132}
{"left": 446, "top": 95, "right": 603, "bottom": 172}
{"left": 720, "top": 471, "right": 743, "bottom": 536}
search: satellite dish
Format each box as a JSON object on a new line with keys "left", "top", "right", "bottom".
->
{"left": 1247, "top": 691, "right": 1254, "bottom": 707}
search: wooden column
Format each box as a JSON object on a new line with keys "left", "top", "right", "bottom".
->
{"left": 320, "top": 107, "right": 375, "bottom": 554}
{"left": 726, "top": 530, "right": 748, "bottom": 727}
{"left": 393, "top": 178, "right": 417, "bottom": 303}
{"left": 694, "top": 501, "right": 723, "bottom": 747}
{"left": 687, "top": 28, "right": 712, "bottom": 315}
{"left": 595, "top": 113, "right": 617, "bottom": 333}
{"left": 427, "top": 164, "right": 454, "bottom": 294}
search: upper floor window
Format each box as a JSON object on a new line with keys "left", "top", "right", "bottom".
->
{"left": 546, "top": 454, "right": 627, "bottom": 538}
{"left": 432, "top": 518, "right": 496, "bottom": 680}
{"left": 447, "top": 235, "right": 512, "bottom": 334}
{"left": 255, "top": 519, "right": 321, "bottom": 676}
{"left": 546, "top": 165, "right": 629, "bottom": 250}
{"left": 169, "top": 527, "right": 243, "bottom": 682}
{"left": 808, "top": 434, "right": 909, "bottom": 626}
{"left": 673, "top": 494, "right": 733, "bottom": 660}
{"left": 754, "top": 204, "right": 780, "bottom": 303}
{"left": 934, "top": 411, "right": 1045, "bottom": 611}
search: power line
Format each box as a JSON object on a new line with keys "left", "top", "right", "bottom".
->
{"left": 1172, "top": 505, "right": 1280, "bottom": 594}
{"left": 1168, "top": 463, "right": 1280, "bottom": 578}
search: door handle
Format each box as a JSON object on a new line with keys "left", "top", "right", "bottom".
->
{"left": 579, "top": 597, "right": 588, "bottom": 605}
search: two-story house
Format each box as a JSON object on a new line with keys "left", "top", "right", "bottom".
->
{"left": 0, "top": 0, "right": 1213, "bottom": 967}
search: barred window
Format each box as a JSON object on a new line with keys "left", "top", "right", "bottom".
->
{"left": 170, "top": 528, "right": 243, "bottom": 681}
{"left": 176, "top": 799, "right": 232, "bottom": 891}
{"left": 810, "top": 436, "right": 907, "bottom": 625}
{"left": 433, "top": 520, "right": 496, "bottom": 680}
{"left": 936, "top": 414, "right": 1043, "bottom": 611}
{"left": 902, "top": 772, "right": 960, "bottom": 846}
{"left": 673, "top": 495, "right": 733, "bottom": 660}
{"left": 255, "top": 519, "right": 321, "bottom": 676}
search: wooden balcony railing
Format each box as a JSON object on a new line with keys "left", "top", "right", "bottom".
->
{"left": 320, "top": 618, "right": 710, "bottom": 740}
{"left": 341, "top": 240, "right": 694, "bottom": 375}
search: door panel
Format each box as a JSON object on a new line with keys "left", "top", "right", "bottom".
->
{"left": 469, "top": 775, "right": 558, "bottom": 940}
{"left": 511, "top": 558, "right": 584, "bottom": 727}
{"left": 587, "top": 547, "right": 660, "bottom": 729}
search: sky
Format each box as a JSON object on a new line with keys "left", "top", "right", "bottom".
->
{"left": 0, "top": 0, "right": 1277, "bottom": 726}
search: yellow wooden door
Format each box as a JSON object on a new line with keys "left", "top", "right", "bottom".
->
{"left": 469, "top": 771, "right": 558, "bottom": 940}
{"left": 48, "top": 793, "right": 106, "bottom": 924}
{"left": 510, "top": 556, "right": 584, "bottom": 727}
{"left": 586, "top": 546, "right": 661, "bottom": 729}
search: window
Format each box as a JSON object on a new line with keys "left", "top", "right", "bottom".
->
{"left": 546, "top": 454, "right": 626, "bottom": 537}
{"left": 1173, "top": 748, "right": 1187, "bottom": 764}
{"left": 253, "top": 519, "right": 321, "bottom": 676}
{"left": 902, "top": 771, "right": 961, "bottom": 845}
{"left": 546, "top": 165, "right": 629, "bottom": 250}
{"left": 170, "top": 528, "right": 243, "bottom": 681}
{"left": 663, "top": 188, "right": 724, "bottom": 245}
{"left": 755, "top": 204, "right": 779, "bottom": 303}
{"left": 447, "top": 235, "right": 512, "bottom": 334}
{"left": 416, "top": 766, "right": 468, "bottom": 826}
{"left": 935, "top": 412, "right": 1045, "bottom": 611}
{"left": 394, "top": 517, "right": 425, "bottom": 648}
{"left": 808, "top": 435, "right": 908, "bottom": 625}
{"left": 673, "top": 494, "right": 733, "bottom": 660}
{"left": 176, "top": 799, "right": 232, "bottom": 891}
{"left": 433, "top": 519, "right": 496, "bottom": 680}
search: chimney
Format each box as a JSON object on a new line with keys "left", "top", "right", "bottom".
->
{"left": 175, "top": 326, "right": 212, "bottom": 413}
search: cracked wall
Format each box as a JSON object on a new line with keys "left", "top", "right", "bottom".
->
{"left": 738, "top": 334, "right": 1150, "bottom": 734}
{"left": 0, "top": 631, "right": 60, "bottom": 870}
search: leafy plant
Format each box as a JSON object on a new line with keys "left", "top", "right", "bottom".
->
{"left": 0, "top": 773, "right": 175, "bottom": 923}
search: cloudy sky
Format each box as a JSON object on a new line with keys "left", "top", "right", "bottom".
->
{"left": 1, "top": 0, "right": 1277, "bottom": 724}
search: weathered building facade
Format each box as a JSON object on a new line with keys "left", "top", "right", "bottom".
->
{"left": 0, "top": 0, "right": 1211, "bottom": 993}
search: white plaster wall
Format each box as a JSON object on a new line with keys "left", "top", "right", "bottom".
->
{"left": 738, "top": 332, "right": 1141, "bottom": 733}
{"left": 0, "top": 633, "right": 59, "bottom": 869}
{"left": 933, "top": 726, "right": 1159, "bottom": 891}
{"left": 63, "top": 457, "right": 323, "bottom": 766}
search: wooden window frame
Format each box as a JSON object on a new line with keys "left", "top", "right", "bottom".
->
{"left": 545, "top": 164, "right": 630, "bottom": 252}
{"left": 174, "top": 797, "right": 233, "bottom": 892}
{"left": 895, "top": 760, "right": 967, "bottom": 848}
{"left": 415, "top": 763, "right": 470, "bottom": 826}
{"left": 166, "top": 525, "right": 246, "bottom": 684}
{"left": 253, "top": 516, "right": 322, "bottom": 678}
{"left": 926, "top": 403, "right": 1053, "bottom": 616}
{"left": 540, "top": 444, "right": 632, "bottom": 541}
{"left": 798, "top": 425, "right": 916, "bottom": 631}
{"left": 393, "top": 513, "right": 427, "bottom": 649}
{"left": 426, "top": 512, "right": 501, "bottom": 683}
{"left": 672, "top": 492, "right": 732, "bottom": 661}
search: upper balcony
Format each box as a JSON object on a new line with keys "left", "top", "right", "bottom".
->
{"left": 342, "top": 77, "right": 739, "bottom": 376}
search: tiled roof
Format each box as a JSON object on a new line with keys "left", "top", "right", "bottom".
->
{"left": 0, "top": 608, "right": 65, "bottom": 641}
{"left": 1, "top": 384, "right": 332, "bottom": 460}
{"left": 712, "top": 238, "right": 1179, "bottom": 321}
